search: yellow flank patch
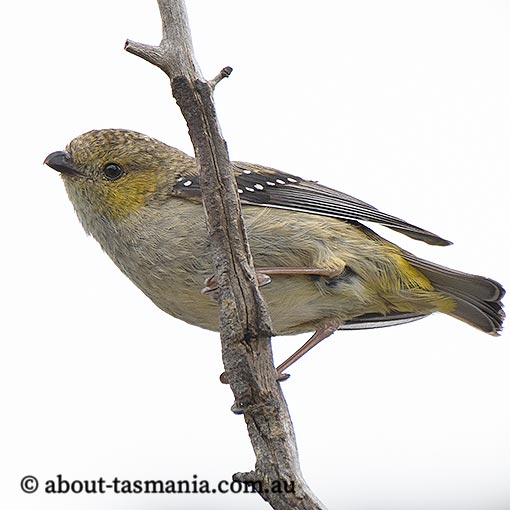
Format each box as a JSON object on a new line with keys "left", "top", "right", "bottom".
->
{"left": 102, "top": 170, "right": 159, "bottom": 220}
{"left": 392, "top": 254, "right": 433, "bottom": 290}
{"left": 391, "top": 253, "right": 456, "bottom": 312}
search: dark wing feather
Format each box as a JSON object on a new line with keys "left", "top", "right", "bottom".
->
{"left": 339, "top": 312, "right": 428, "bottom": 330}
{"left": 233, "top": 162, "right": 451, "bottom": 246}
{"left": 172, "top": 161, "right": 452, "bottom": 246}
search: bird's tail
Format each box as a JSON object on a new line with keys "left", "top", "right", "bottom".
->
{"left": 403, "top": 252, "right": 505, "bottom": 335}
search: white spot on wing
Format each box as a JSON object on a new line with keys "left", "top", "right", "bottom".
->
{"left": 245, "top": 187, "right": 255, "bottom": 192}
{"left": 266, "top": 181, "right": 276, "bottom": 186}
{"left": 254, "top": 184, "right": 264, "bottom": 190}
{"left": 238, "top": 188, "right": 244, "bottom": 193}
{"left": 287, "top": 177, "right": 298, "bottom": 183}
{"left": 183, "top": 180, "right": 192, "bottom": 187}
{"left": 276, "top": 179, "right": 286, "bottom": 185}
{"left": 243, "top": 169, "right": 252, "bottom": 174}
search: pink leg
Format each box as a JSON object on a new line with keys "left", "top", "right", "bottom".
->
{"left": 202, "top": 264, "right": 346, "bottom": 295}
{"left": 276, "top": 321, "right": 341, "bottom": 380}
{"left": 219, "top": 321, "right": 341, "bottom": 385}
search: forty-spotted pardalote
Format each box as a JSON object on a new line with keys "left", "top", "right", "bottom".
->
{"left": 45, "top": 129, "right": 505, "bottom": 378}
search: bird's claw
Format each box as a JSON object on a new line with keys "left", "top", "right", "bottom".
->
{"left": 201, "top": 272, "right": 272, "bottom": 298}
{"left": 220, "top": 370, "right": 290, "bottom": 384}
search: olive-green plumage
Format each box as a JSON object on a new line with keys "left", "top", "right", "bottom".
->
{"left": 45, "top": 129, "right": 504, "bottom": 348}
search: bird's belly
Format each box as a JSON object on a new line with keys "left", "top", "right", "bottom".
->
{"left": 105, "top": 203, "right": 343, "bottom": 334}
{"left": 105, "top": 203, "right": 436, "bottom": 336}
{"left": 111, "top": 251, "right": 370, "bottom": 337}
{"left": 131, "top": 272, "right": 355, "bottom": 335}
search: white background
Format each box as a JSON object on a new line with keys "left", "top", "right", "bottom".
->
{"left": 2, "top": 1, "right": 509, "bottom": 509}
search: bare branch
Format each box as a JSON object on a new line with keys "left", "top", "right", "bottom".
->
{"left": 126, "top": 0, "right": 199, "bottom": 79}
{"left": 126, "top": 1, "right": 327, "bottom": 508}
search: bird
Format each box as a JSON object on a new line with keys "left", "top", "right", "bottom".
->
{"left": 44, "top": 128, "right": 505, "bottom": 378}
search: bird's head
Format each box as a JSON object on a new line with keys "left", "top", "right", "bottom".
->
{"left": 44, "top": 129, "right": 195, "bottom": 224}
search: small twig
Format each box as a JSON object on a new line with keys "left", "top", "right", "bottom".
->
{"left": 126, "top": 1, "right": 327, "bottom": 509}
{"left": 124, "top": 39, "right": 163, "bottom": 68}
{"left": 208, "top": 66, "right": 233, "bottom": 90}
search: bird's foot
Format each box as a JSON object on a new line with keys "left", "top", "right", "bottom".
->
{"left": 219, "top": 370, "right": 290, "bottom": 384}
{"left": 201, "top": 272, "right": 272, "bottom": 299}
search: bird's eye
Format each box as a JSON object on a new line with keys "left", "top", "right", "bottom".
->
{"left": 103, "top": 163, "right": 124, "bottom": 181}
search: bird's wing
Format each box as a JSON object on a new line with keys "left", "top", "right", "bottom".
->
{"left": 172, "top": 161, "right": 451, "bottom": 246}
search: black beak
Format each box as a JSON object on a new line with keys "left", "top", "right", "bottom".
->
{"left": 44, "top": 151, "right": 82, "bottom": 176}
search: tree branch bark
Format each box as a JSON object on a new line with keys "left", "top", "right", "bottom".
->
{"left": 126, "top": 2, "right": 326, "bottom": 508}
